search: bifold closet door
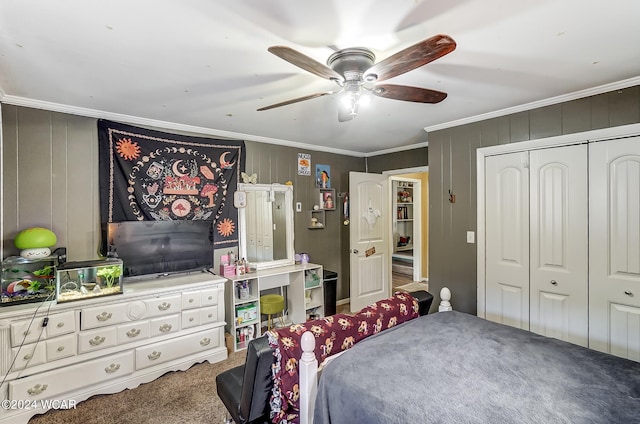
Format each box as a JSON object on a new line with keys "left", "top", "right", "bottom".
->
{"left": 485, "top": 152, "right": 530, "bottom": 329}
{"left": 529, "top": 144, "right": 588, "bottom": 347}
{"left": 589, "top": 136, "right": 640, "bottom": 360}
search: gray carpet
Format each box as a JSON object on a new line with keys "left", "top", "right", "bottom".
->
{"left": 28, "top": 350, "right": 246, "bottom": 424}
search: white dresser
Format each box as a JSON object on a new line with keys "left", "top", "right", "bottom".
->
{"left": 0, "top": 273, "right": 227, "bottom": 424}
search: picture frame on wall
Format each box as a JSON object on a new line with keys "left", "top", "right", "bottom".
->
{"left": 318, "top": 188, "right": 336, "bottom": 210}
{"left": 315, "top": 164, "right": 331, "bottom": 188}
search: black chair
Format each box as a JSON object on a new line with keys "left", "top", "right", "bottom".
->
{"left": 216, "top": 290, "right": 434, "bottom": 423}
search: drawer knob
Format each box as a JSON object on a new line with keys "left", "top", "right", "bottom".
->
{"left": 200, "top": 337, "right": 211, "bottom": 347}
{"left": 550, "top": 280, "right": 558, "bottom": 286}
{"left": 208, "top": 313, "right": 213, "bottom": 318}
{"left": 189, "top": 317, "right": 194, "bottom": 322}
{"left": 158, "top": 302, "right": 171, "bottom": 311}
{"left": 23, "top": 330, "right": 31, "bottom": 337}
{"left": 57, "top": 346, "right": 65, "bottom": 352}
{"left": 97, "top": 312, "right": 113, "bottom": 322}
{"left": 159, "top": 324, "right": 172, "bottom": 333}
{"left": 127, "top": 328, "right": 141, "bottom": 338}
{"left": 27, "top": 384, "right": 48, "bottom": 396}
{"left": 89, "top": 336, "right": 106, "bottom": 346}
{"left": 104, "top": 363, "right": 121, "bottom": 374}
{"left": 189, "top": 298, "right": 194, "bottom": 303}
{"left": 208, "top": 296, "right": 213, "bottom": 300}
{"left": 624, "top": 290, "right": 634, "bottom": 297}
{"left": 23, "top": 353, "right": 32, "bottom": 360}
{"left": 57, "top": 322, "right": 65, "bottom": 328}
{"left": 148, "top": 351, "right": 162, "bottom": 361}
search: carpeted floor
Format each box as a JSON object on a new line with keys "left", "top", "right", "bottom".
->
{"left": 28, "top": 350, "right": 246, "bottom": 424}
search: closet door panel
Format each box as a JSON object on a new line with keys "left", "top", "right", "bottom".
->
{"left": 529, "top": 145, "right": 588, "bottom": 346}
{"left": 589, "top": 136, "right": 640, "bottom": 360}
{"left": 485, "top": 152, "right": 530, "bottom": 329}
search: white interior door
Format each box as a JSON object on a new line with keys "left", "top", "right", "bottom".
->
{"left": 349, "top": 171, "right": 390, "bottom": 312}
{"left": 485, "top": 152, "right": 530, "bottom": 329}
{"left": 589, "top": 136, "right": 640, "bottom": 360}
{"left": 529, "top": 144, "right": 588, "bottom": 346}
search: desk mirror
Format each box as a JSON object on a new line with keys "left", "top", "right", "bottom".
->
{"left": 238, "top": 183, "right": 294, "bottom": 269}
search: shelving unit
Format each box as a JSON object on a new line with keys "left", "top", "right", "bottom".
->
{"left": 308, "top": 210, "right": 326, "bottom": 229}
{"left": 393, "top": 181, "right": 414, "bottom": 253}
{"left": 224, "top": 263, "right": 323, "bottom": 352}
{"left": 230, "top": 279, "right": 259, "bottom": 350}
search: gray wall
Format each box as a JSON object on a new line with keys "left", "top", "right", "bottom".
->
{"left": 428, "top": 85, "right": 640, "bottom": 314}
{"left": 1, "top": 105, "right": 365, "bottom": 301}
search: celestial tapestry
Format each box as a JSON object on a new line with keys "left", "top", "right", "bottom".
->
{"left": 98, "top": 119, "right": 245, "bottom": 248}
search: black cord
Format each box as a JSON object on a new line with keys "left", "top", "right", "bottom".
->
{"left": 0, "top": 291, "right": 55, "bottom": 391}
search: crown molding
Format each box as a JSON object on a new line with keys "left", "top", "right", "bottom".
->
{"left": 0, "top": 95, "right": 367, "bottom": 158}
{"left": 424, "top": 76, "right": 640, "bottom": 133}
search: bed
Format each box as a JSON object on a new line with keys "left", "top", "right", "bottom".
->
{"left": 304, "top": 310, "right": 640, "bottom": 424}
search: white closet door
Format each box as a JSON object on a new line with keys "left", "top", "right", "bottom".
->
{"left": 529, "top": 145, "right": 588, "bottom": 346}
{"left": 485, "top": 152, "right": 530, "bottom": 329}
{"left": 589, "top": 136, "right": 640, "bottom": 360}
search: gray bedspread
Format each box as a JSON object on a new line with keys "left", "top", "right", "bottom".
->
{"left": 314, "top": 311, "right": 640, "bottom": 424}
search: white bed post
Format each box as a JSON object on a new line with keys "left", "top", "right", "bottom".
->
{"left": 439, "top": 287, "right": 452, "bottom": 312}
{"left": 299, "top": 331, "right": 318, "bottom": 424}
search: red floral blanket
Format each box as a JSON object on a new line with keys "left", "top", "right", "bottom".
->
{"left": 266, "top": 292, "right": 419, "bottom": 424}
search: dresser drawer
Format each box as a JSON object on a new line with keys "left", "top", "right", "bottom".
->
{"left": 182, "top": 309, "right": 201, "bottom": 329}
{"left": 149, "top": 314, "right": 180, "bottom": 337}
{"left": 144, "top": 295, "right": 182, "bottom": 318}
{"left": 10, "top": 318, "right": 47, "bottom": 347}
{"left": 11, "top": 343, "right": 46, "bottom": 371}
{"left": 200, "top": 306, "right": 220, "bottom": 325}
{"left": 201, "top": 287, "right": 221, "bottom": 307}
{"left": 78, "top": 327, "right": 117, "bottom": 353}
{"left": 181, "top": 291, "right": 202, "bottom": 310}
{"left": 81, "top": 303, "right": 129, "bottom": 330}
{"left": 46, "top": 311, "right": 76, "bottom": 337}
{"left": 46, "top": 334, "right": 76, "bottom": 361}
{"left": 117, "top": 320, "right": 150, "bottom": 345}
{"left": 135, "top": 327, "right": 221, "bottom": 370}
{"left": 9, "top": 351, "right": 134, "bottom": 401}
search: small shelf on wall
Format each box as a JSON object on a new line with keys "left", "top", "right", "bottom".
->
{"left": 308, "top": 210, "right": 326, "bottom": 229}
{"left": 316, "top": 188, "right": 336, "bottom": 210}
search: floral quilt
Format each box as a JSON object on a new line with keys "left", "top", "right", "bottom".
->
{"left": 266, "top": 291, "right": 419, "bottom": 424}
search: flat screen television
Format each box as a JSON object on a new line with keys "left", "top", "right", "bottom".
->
{"left": 102, "top": 220, "right": 214, "bottom": 281}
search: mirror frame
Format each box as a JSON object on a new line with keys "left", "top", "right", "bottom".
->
{"left": 237, "top": 183, "right": 295, "bottom": 270}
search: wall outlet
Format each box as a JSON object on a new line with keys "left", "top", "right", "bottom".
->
{"left": 466, "top": 231, "right": 475, "bottom": 244}
{"left": 296, "top": 202, "right": 302, "bottom": 212}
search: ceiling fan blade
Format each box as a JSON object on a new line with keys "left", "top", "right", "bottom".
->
{"left": 372, "top": 84, "right": 447, "bottom": 103}
{"left": 364, "top": 34, "right": 456, "bottom": 82}
{"left": 257, "top": 90, "right": 337, "bottom": 111}
{"left": 268, "top": 46, "right": 345, "bottom": 82}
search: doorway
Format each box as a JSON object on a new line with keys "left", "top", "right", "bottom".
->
{"left": 384, "top": 168, "right": 429, "bottom": 291}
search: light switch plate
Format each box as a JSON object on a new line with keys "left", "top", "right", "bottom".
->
{"left": 466, "top": 231, "right": 475, "bottom": 244}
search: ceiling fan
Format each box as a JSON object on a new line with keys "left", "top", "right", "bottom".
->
{"left": 257, "top": 34, "right": 456, "bottom": 122}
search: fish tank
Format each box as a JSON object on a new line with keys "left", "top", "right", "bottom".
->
{"left": 56, "top": 259, "right": 124, "bottom": 303}
{"left": 1, "top": 256, "right": 58, "bottom": 306}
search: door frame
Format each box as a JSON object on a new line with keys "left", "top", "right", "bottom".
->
{"left": 384, "top": 166, "right": 428, "bottom": 285}
{"left": 476, "top": 123, "right": 640, "bottom": 318}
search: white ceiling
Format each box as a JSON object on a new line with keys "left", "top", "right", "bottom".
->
{"left": 1, "top": 0, "right": 639, "bottom": 155}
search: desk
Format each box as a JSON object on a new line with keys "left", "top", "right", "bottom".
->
{"left": 224, "top": 263, "right": 323, "bottom": 351}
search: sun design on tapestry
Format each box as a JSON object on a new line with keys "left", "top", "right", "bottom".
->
{"left": 216, "top": 218, "right": 235, "bottom": 237}
{"left": 116, "top": 138, "right": 141, "bottom": 160}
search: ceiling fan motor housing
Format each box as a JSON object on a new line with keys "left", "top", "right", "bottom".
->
{"left": 327, "top": 48, "right": 376, "bottom": 82}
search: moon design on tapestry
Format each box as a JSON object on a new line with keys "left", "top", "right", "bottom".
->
{"left": 172, "top": 160, "right": 187, "bottom": 177}
{"left": 219, "top": 152, "right": 235, "bottom": 169}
